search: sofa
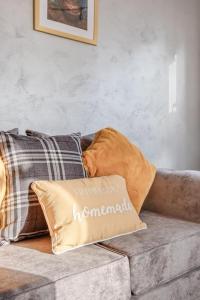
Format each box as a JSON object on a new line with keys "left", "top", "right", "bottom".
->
{"left": 0, "top": 131, "right": 200, "bottom": 300}
{"left": 0, "top": 168, "right": 200, "bottom": 300}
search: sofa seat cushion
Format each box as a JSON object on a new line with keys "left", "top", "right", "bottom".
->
{"left": 100, "top": 211, "right": 200, "bottom": 296}
{"left": 0, "top": 237, "right": 130, "bottom": 300}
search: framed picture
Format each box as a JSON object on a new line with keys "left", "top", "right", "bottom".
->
{"left": 34, "top": 0, "right": 98, "bottom": 45}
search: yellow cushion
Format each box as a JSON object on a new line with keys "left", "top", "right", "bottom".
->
{"left": 83, "top": 128, "right": 156, "bottom": 213}
{"left": 32, "top": 175, "right": 146, "bottom": 254}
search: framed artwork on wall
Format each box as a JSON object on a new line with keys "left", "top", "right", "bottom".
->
{"left": 34, "top": 0, "right": 98, "bottom": 45}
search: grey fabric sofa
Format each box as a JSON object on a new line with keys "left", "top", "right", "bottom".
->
{"left": 0, "top": 168, "right": 200, "bottom": 300}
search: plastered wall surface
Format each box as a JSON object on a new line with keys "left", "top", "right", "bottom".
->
{"left": 0, "top": 0, "right": 200, "bottom": 169}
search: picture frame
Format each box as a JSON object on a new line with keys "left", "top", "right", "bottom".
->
{"left": 34, "top": 0, "right": 98, "bottom": 45}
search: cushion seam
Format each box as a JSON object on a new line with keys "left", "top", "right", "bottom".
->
{"left": 97, "top": 242, "right": 127, "bottom": 256}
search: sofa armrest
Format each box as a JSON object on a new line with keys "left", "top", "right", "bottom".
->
{"left": 143, "top": 169, "right": 200, "bottom": 223}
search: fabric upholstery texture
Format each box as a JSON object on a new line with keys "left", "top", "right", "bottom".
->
{"left": 131, "top": 266, "right": 200, "bottom": 300}
{"left": 83, "top": 128, "right": 156, "bottom": 213}
{"left": 32, "top": 175, "right": 146, "bottom": 254}
{"left": 8, "top": 128, "right": 19, "bottom": 135}
{"left": 0, "top": 159, "right": 6, "bottom": 214}
{"left": 100, "top": 210, "right": 200, "bottom": 296}
{"left": 0, "top": 237, "right": 131, "bottom": 300}
{"left": 80, "top": 133, "right": 95, "bottom": 151}
{"left": 0, "top": 132, "right": 86, "bottom": 241}
{"left": 25, "top": 129, "right": 95, "bottom": 152}
{"left": 25, "top": 129, "right": 49, "bottom": 138}
{"left": 144, "top": 169, "right": 200, "bottom": 223}
{"left": 0, "top": 129, "right": 18, "bottom": 246}
{"left": 0, "top": 129, "right": 19, "bottom": 208}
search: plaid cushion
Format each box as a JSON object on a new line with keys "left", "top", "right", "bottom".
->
{"left": 0, "top": 132, "right": 86, "bottom": 241}
{"left": 26, "top": 129, "right": 95, "bottom": 151}
{"left": 8, "top": 128, "right": 19, "bottom": 135}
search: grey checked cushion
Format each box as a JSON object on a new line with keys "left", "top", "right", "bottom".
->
{"left": 7, "top": 128, "right": 19, "bottom": 135}
{"left": 25, "top": 129, "right": 49, "bottom": 138}
{"left": 0, "top": 129, "right": 18, "bottom": 246}
{"left": 26, "top": 129, "right": 95, "bottom": 151}
{"left": 0, "top": 132, "right": 86, "bottom": 241}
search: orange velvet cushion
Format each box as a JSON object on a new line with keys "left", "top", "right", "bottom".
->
{"left": 83, "top": 128, "right": 156, "bottom": 213}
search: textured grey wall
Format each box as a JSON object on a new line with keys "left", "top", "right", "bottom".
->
{"left": 0, "top": 0, "right": 200, "bottom": 169}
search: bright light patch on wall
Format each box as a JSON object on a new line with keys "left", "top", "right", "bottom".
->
{"left": 169, "top": 55, "right": 177, "bottom": 113}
